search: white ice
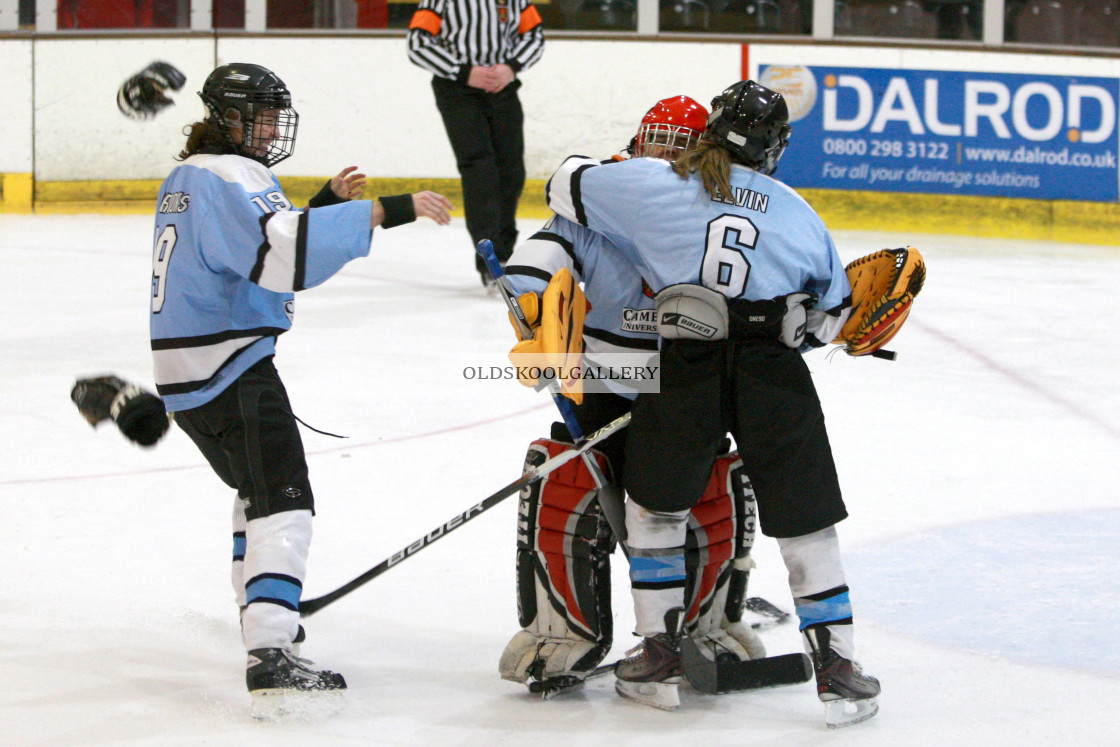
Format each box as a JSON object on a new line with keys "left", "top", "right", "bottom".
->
{"left": 2, "top": 213, "right": 1118, "bottom": 746}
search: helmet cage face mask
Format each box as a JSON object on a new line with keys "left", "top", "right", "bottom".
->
{"left": 634, "top": 122, "right": 703, "bottom": 159}
{"left": 200, "top": 64, "right": 299, "bottom": 168}
{"left": 633, "top": 95, "right": 708, "bottom": 160}
{"left": 238, "top": 106, "right": 299, "bottom": 168}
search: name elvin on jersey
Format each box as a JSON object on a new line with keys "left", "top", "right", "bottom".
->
{"left": 713, "top": 186, "right": 770, "bottom": 213}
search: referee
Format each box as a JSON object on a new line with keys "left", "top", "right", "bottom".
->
{"left": 408, "top": 0, "right": 545, "bottom": 289}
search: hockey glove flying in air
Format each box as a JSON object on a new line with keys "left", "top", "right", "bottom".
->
{"left": 117, "top": 61, "right": 187, "bottom": 120}
{"left": 71, "top": 375, "right": 170, "bottom": 447}
{"left": 834, "top": 246, "right": 926, "bottom": 359}
{"left": 507, "top": 268, "right": 589, "bottom": 404}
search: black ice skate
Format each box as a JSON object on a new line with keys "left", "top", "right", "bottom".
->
{"left": 806, "top": 627, "right": 880, "bottom": 728}
{"left": 614, "top": 608, "right": 685, "bottom": 711}
{"left": 246, "top": 648, "right": 346, "bottom": 720}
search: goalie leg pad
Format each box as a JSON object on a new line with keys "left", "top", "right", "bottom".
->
{"left": 685, "top": 452, "right": 766, "bottom": 662}
{"left": 500, "top": 438, "right": 614, "bottom": 687}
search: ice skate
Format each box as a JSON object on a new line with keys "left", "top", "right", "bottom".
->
{"left": 246, "top": 648, "right": 346, "bottom": 720}
{"left": 614, "top": 632, "right": 683, "bottom": 710}
{"left": 614, "top": 609, "right": 686, "bottom": 711}
{"left": 812, "top": 645, "right": 880, "bottom": 729}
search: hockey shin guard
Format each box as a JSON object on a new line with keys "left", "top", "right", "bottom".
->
{"left": 242, "top": 509, "right": 311, "bottom": 652}
{"left": 500, "top": 438, "right": 615, "bottom": 689}
{"left": 778, "top": 526, "right": 856, "bottom": 660}
{"left": 626, "top": 501, "right": 688, "bottom": 637}
{"left": 232, "top": 495, "right": 248, "bottom": 611}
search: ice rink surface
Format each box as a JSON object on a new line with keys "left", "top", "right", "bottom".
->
{"left": 2, "top": 213, "right": 1118, "bottom": 746}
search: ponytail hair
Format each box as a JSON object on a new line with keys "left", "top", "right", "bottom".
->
{"left": 177, "top": 119, "right": 235, "bottom": 161}
{"left": 671, "top": 139, "right": 734, "bottom": 202}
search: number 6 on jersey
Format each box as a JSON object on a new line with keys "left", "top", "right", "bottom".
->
{"left": 702, "top": 214, "right": 757, "bottom": 296}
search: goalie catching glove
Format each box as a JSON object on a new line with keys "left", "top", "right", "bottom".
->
{"left": 834, "top": 246, "right": 926, "bottom": 359}
{"left": 71, "top": 375, "right": 170, "bottom": 447}
{"left": 117, "top": 61, "right": 186, "bottom": 120}
{"left": 508, "top": 268, "right": 589, "bottom": 404}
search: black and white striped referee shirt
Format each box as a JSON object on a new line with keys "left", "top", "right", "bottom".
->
{"left": 407, "top": 0, "right": 545, "bottom": 83}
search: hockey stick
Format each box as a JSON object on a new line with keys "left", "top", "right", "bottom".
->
{"left": 579, "top": 649, "right": 811, "bottom": 694}
{"left": 475, "top": 239, "right": 629, "bottom": 549}
{"left": 537, "top": 596, "right": 804, "bottom": 698}
{"left": 680, "top": 637, "right": 813, "bottom": 694}
{"left": 299, "top": 412, "right": 631, "bottom": 617}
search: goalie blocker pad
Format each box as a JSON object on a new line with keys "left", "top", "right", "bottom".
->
{"left": 500, "top": 443, "right": 764, "bottom": 691}
{"left": 507, "top": 268, "right": 589, "bottom": 404}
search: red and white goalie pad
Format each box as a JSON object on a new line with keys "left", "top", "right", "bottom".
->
{"left": 499, "top": 438, "right": 615, "bottom": 690}
{"left": 684, "top": 452, "right": 766, "bottom": 662}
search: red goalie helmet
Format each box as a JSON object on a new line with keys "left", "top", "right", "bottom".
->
{"left": 633, "top": 95, "right": 709, "bottom": 160}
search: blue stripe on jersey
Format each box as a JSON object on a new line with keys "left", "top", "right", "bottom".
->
{"left": 795, "top": 590, "right": 853, "bottom": 630}
{"left": 232, "top": 532, "right": 246, "bottom": 562}
{"left": 246, "top": 573, "right": 302, "bottom": 611}
{"left": 629, "top": 553, "right": 687, "bottom": 585}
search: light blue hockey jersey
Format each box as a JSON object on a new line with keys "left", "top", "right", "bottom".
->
{"left": 504, "top": 214, "right": 659, "bottom": 400}
{"left": 150, "top": 154, "right": 373, "bottom": 412}
{"left": 545, "top": 156, "right": 851, "bottom": 347}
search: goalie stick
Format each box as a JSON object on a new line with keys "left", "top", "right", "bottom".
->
{"left": 554, "top": 600, "right": 805, "bottom": 698}
{"left": 298, "top": 411, "right": 631, "bottom": 617}
{"left": 680, "top": 638, "right": 813, "bottom": 694}
{"left": 574, "top": 650, "right": 811, "bottom": 697}
{"left": 475, "top": 239, "right": 629, "bottom": 550}
{"left": 532, "top": 595, "right": 800, "bottom": 698}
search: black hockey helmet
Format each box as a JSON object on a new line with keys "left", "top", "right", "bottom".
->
{"left": 199, "top": 63, "right": 298, "bottom": 167}
{"left": 705, "top": 80, "right": 791, "bottom": 175}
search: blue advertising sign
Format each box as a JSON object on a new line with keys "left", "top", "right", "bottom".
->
{"left": 758, "top": 65, "right": 1119, "bottom": 202}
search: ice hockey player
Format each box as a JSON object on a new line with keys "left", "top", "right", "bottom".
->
{"left": 497, "top": 96, "right": 767, "bottom": 702}
{"left": 149, "top": 62, "right": 452, "bottom": 718}
{"left": 542, "top": 80, "right": 881, "bottom": 725}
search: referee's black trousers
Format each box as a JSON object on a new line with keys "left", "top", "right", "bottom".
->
{"left": 431, "top": 76, "right": 525, "bottom": 269}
